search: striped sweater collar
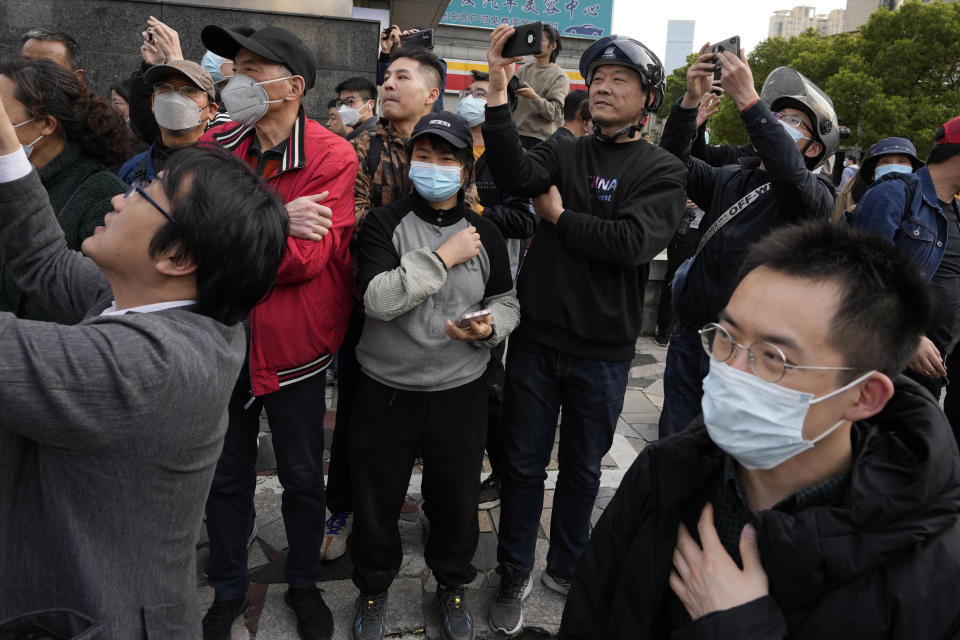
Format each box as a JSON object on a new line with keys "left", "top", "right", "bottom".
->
{"left": 211, "top": 107, "right": 307, "bottom": 175}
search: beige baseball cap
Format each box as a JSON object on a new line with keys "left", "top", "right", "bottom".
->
{"left": 144, "top": 59, "right": 216, "bottom": 100}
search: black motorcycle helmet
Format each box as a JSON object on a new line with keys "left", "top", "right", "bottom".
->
{"left": 579, "top": 35, "right": 665, "bottom": 142}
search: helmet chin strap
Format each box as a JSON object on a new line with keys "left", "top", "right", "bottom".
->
{"left": 592, "top": 110, "right": 648, "bottom": 144}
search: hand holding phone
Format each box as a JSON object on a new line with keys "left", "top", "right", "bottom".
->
{"left": 708, "top": 36, "right": 740, "bottom": 84}
{"left": 456, "top": 309, "right": 491, "bottom": 329}
{"left": 502, "top": 22, "right": 543, "bottom": 58}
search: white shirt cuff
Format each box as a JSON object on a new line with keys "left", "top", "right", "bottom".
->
{"left": 0, "top": 147, "right": 32, "bottom": 183}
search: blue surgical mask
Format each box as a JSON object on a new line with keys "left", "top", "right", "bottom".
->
{"left": 702, "top": 359, "right": 875, "bottom": 470}
{"left": 778, "top": 119, "right": 809, "bottom": 144}
{"left": 874, "top": 164, "right": 913, "bottom": 180}
{"left": 13, "top": 119, "right": 42, "bottom": 158}
{"left": 457, "top": 96, "right": 487, "bottom": 128}
{"left": 409, "top": 160, "right": 463, "bottom": 202}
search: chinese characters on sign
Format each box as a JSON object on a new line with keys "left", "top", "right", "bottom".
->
{"left": 440, "top": 0, "right": 611, "bottom": 39}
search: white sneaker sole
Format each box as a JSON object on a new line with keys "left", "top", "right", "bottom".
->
{"left": 489, "top": 576, "right": 532, "bottom": 637}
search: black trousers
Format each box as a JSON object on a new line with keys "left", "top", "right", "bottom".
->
{"left": 349, "top": 372, "right": 488, "bottom": 594}
{"left": 326, "top": 309, "right": 365, "bottom": 514}
{"left": 485, "top": 341, "right": 507, "bottom": 477}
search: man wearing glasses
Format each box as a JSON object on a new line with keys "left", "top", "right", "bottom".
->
{"left": 117, "top": 59, "right": 218, "bottom": 185}
{"left": 658, "top": 47, "right": 838, "bottom": 438}
{"left": 335, "top": 76, "right": 379, "bottom": 142}
{"left": 0, "top": 92, "right": 288, "bottom": 637}
{"left": 561, "top": 221, "right": 960, "bottom": 638}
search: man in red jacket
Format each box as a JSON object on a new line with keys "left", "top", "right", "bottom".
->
{"left": 197, "top": 25, "right": 356, "bottom": 640}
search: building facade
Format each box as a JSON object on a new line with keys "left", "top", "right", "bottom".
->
{"left": 664, "top": 20, "right": 695, "bottom": 76}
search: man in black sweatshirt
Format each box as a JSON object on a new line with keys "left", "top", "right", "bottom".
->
{"left": 481, "top": 26, "right": 687, "bottom": 636}
{"left": 657, "top": 48, "right": 837, "bottom": 438}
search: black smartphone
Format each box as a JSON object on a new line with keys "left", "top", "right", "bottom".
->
{"left": 709, "top": 36, "right": 740, "bottom": 83}
{"left": 401, "top": 29, "right": 433, "bottom": 50}
{"left": 502, "top": 22, "right": 543, "bottom": 58}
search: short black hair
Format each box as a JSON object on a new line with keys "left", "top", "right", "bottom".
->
{"left": 927, "top": 143, "right": 960, "bottom": 166}
{"left": 20, "top": 28, "right": 80, "bottom": 70}
{"left": 404, "top": 134, "right": 475, "bottom": 191}
{"left": 563, "top": 89, "right": 587, "bottom": 122}
{"left": 542, "top": 24, "right": 562, "bottom": 63}
{"left": 578, "top": 98, "right": 590, "bottom": 122}
{"left": 737, "top": 221, "right": 931, "bottom": 377}
{"left": 151, "top": 144, "right": 288, "bottom": 326}
{"left": 327, "top": 98, "right": 339, "bottom": 109}
{"left": 470, "top": 70, "right": 489, "bottom": 83}
{"left": 388, "top": 47, "right": 445, "bottom": 91}
{"left": 335, "top": 76, "right": 378, "bottom": 103}
{"left": 846, "top": 153, "right": 857, "bottom": 161}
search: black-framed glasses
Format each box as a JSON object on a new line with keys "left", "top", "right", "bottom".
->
{"left": 698, "top": 322, "right": 860, "bottom": 383}
{"left": 125, "top": 181, "right": 176, "bottom": 225}
{"left": 153, "top": 82, "right": 205, "bottom": 98}
{"left": 334, "top": 97, "right": 370, "bottom": 109}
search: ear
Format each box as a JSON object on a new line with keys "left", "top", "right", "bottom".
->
{"left": 288, "top": 76, "right": 306, "bottom": 100}
{"left": 155, "top": 246, "right": 198, "bottom": 277}
{"left": 805, "top": 140, "right": 824, "bottom": 159}
{"left": 74, "top": 68, "right": 85, "bottom": 82}
{"left": 205, "top": 101, "right": 219, "bottom": 119}
{"left": 37, "top": 114, "right": 59, "bottom": 136}
{"left": 841, "top": 372, "right": 894, "bottom": 423}
{"left": 425, "top": 86, "right": 439, "bottom": 107}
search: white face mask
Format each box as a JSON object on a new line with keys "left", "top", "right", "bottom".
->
{"left": 220, "top": 74, "right": 290, "bottom": 128}
{"left": 337, "top": 101, "right": 370, "bottom": 127}
{"left": 13, "top": 118, "right": 43, "bottom": 158}
{"left": 702, "top": 359, "right": 875, "bottom": 470}
{"left": 154, "top": 92, "right": 206, "bottom": 133}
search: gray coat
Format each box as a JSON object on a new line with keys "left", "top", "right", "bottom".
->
{"left": 0, "top": 171, "right": 245, "bottom": 638}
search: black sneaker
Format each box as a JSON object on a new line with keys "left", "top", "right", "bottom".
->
{"left": 541, "top": 567, "right": 571, "bottom": 596}
{"left": 202, "top": 596, "right": 246, "bottom": 640}
{"left": 285, "top": 587, "right": 334, "bottom": 640}
{"left": 487, "top": 565, "right": 531, "bottom": 637}
{"left": 478, "top": 475, "right": 501, "bottom": 509}
{"left": 352, "top": 591, "right": 388, "bottom": 640}
{"left": 437, "top": 584, "right": 475, "bottom": 640}
{"left": 653, "top": 329, "right": 670, "bottom": 347}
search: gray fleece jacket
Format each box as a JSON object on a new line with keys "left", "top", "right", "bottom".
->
{"left": 356, "top": 193, "right": 520, "bottom": 391}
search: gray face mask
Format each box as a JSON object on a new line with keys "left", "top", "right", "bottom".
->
{"left": 13, "top": 118, "right": 43, "bottom": 158}
{"left": 220, "top": 74, "right": 290, "bottom": 128}
{"left": 154, "top": 92, "right": 205, "bottom": 134}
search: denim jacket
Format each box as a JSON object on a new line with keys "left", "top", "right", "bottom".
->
{"left": 853, "top": 166, "right": 946, "bottom": 280}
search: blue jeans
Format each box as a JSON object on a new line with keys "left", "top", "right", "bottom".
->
{"left": 659, "top": 324, "right": 710, "bottom": 438}
{"left": 496, "top": 335, "right": 629, "bottom": 578}
{"left": 205, "top": 367, "right": 327, "bottom": 601}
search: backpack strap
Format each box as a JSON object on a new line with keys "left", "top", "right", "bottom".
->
{"left": 365, "top": 134, "right": 384, "bottom": 185}
{"left": 694, "top": 182, "right": 772, "bottom": 256}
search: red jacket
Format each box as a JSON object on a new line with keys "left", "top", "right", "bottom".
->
{"left": 201, "top": 111, "right": 356, "bottom": 396}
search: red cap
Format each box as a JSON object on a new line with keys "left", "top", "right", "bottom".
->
{"left": 935, "top": 115, "right": 960, "bottom": 145}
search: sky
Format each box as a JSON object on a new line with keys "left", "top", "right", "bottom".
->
{"left": 610, "top": 1, "right": 845, "bottom": 66}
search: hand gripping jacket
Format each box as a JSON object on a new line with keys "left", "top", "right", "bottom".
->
{"left": 760, "top": 66, "right": 839, "bottom": 169}
{"left": 578, "top": 35, "right": 665, "bottom": 143}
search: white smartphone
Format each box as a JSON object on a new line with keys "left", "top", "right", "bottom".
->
{"left": 456, "top": 309, "right": 491, "bottom": 329}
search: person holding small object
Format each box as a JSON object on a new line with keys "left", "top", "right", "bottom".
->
{"left": 348, "top": 112, "right": 519, "bottom": 640}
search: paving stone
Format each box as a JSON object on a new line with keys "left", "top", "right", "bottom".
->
{"left": 626, "top": 436, "right": 648, "bottom": 454}
{"left": 615, "top": 417, "right": 637, "bottom": 437}
{"left": 630, "top": 353, "right": 658, "bottom": 366}
{"left": 629, "top": 362, "right": 665, "bottom": 379}
{"left": 647, "top": 393, "right": 665, "bottom": 410}
{"left": 479, "top": 510, "right": 494, "bottom": 533}
{"left": 542, "top": 489, "right": 555, "bottom": 509}
{"left": 472, "top": 531, "right": 499, "bottom": 570}
{"left": 621, "top": 388, "right": 659, "bottom": 414}
{"left": 590, "top": 506, "right": 604, "bottom": 528}
{"left": 594, "top": 494, "right": 614, "bottom": 509}
{"left": 539, "top": 508, "right": 552, "bottom": 541}
{"left": 596, "top": 487, "right": 616, "bottom": 498}
{"left": 631, "top": 422, "right": 660, "bottom": 442}
{"left": 489, "top": 506, "right": 501, "bottom": 532}
{"left": 644, "top": 378, "right": 664, "bottom": 396}
{"left": 600, "top": 452, "right": 617, "bottom": 468}
{"left": 620, "top": 411, "right": 662, "bottom": 425}
{"left": 255, "top": 517, "right": 289, "bottom": 554}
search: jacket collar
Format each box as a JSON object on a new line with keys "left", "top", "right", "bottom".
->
{"left": 211, "top": 107, "right": 307, "bottom": 176}
{"left": 916, "top": 165, "right": 945, "bottom": 209}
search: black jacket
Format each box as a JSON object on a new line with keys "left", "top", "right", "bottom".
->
{"left": 475, "top": 151, "right": 535, "bottom": 241}
{"left": 660, "top": 100, "right": 835, "bottom": 330}
{"left": 560, "top": 376, "right": 960, "bottom": 639}
{"left": 481, "top": 103, "right": 687, "bottom": 361}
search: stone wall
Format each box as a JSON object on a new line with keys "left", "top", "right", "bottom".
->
{"left": 0, "top": 0, "right": 379, "bottom": 121}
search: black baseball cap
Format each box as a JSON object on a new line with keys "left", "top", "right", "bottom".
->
{"left": 201, "top": 25, "right": 316, "bottom": 91}
{"left": 409, "top": 112, "right": 472, "bottom": 149}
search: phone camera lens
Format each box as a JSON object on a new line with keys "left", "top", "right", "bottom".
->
{"left": 526, "top": 32, "right": 534, "bottom": 45}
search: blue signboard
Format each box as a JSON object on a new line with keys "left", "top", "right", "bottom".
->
{"left": 440, "top": 0, "right": 614, "bottom": 40}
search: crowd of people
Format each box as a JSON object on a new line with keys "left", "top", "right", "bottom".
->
{"left": 0, "top": 13, "right": 959, "bottom": 640}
